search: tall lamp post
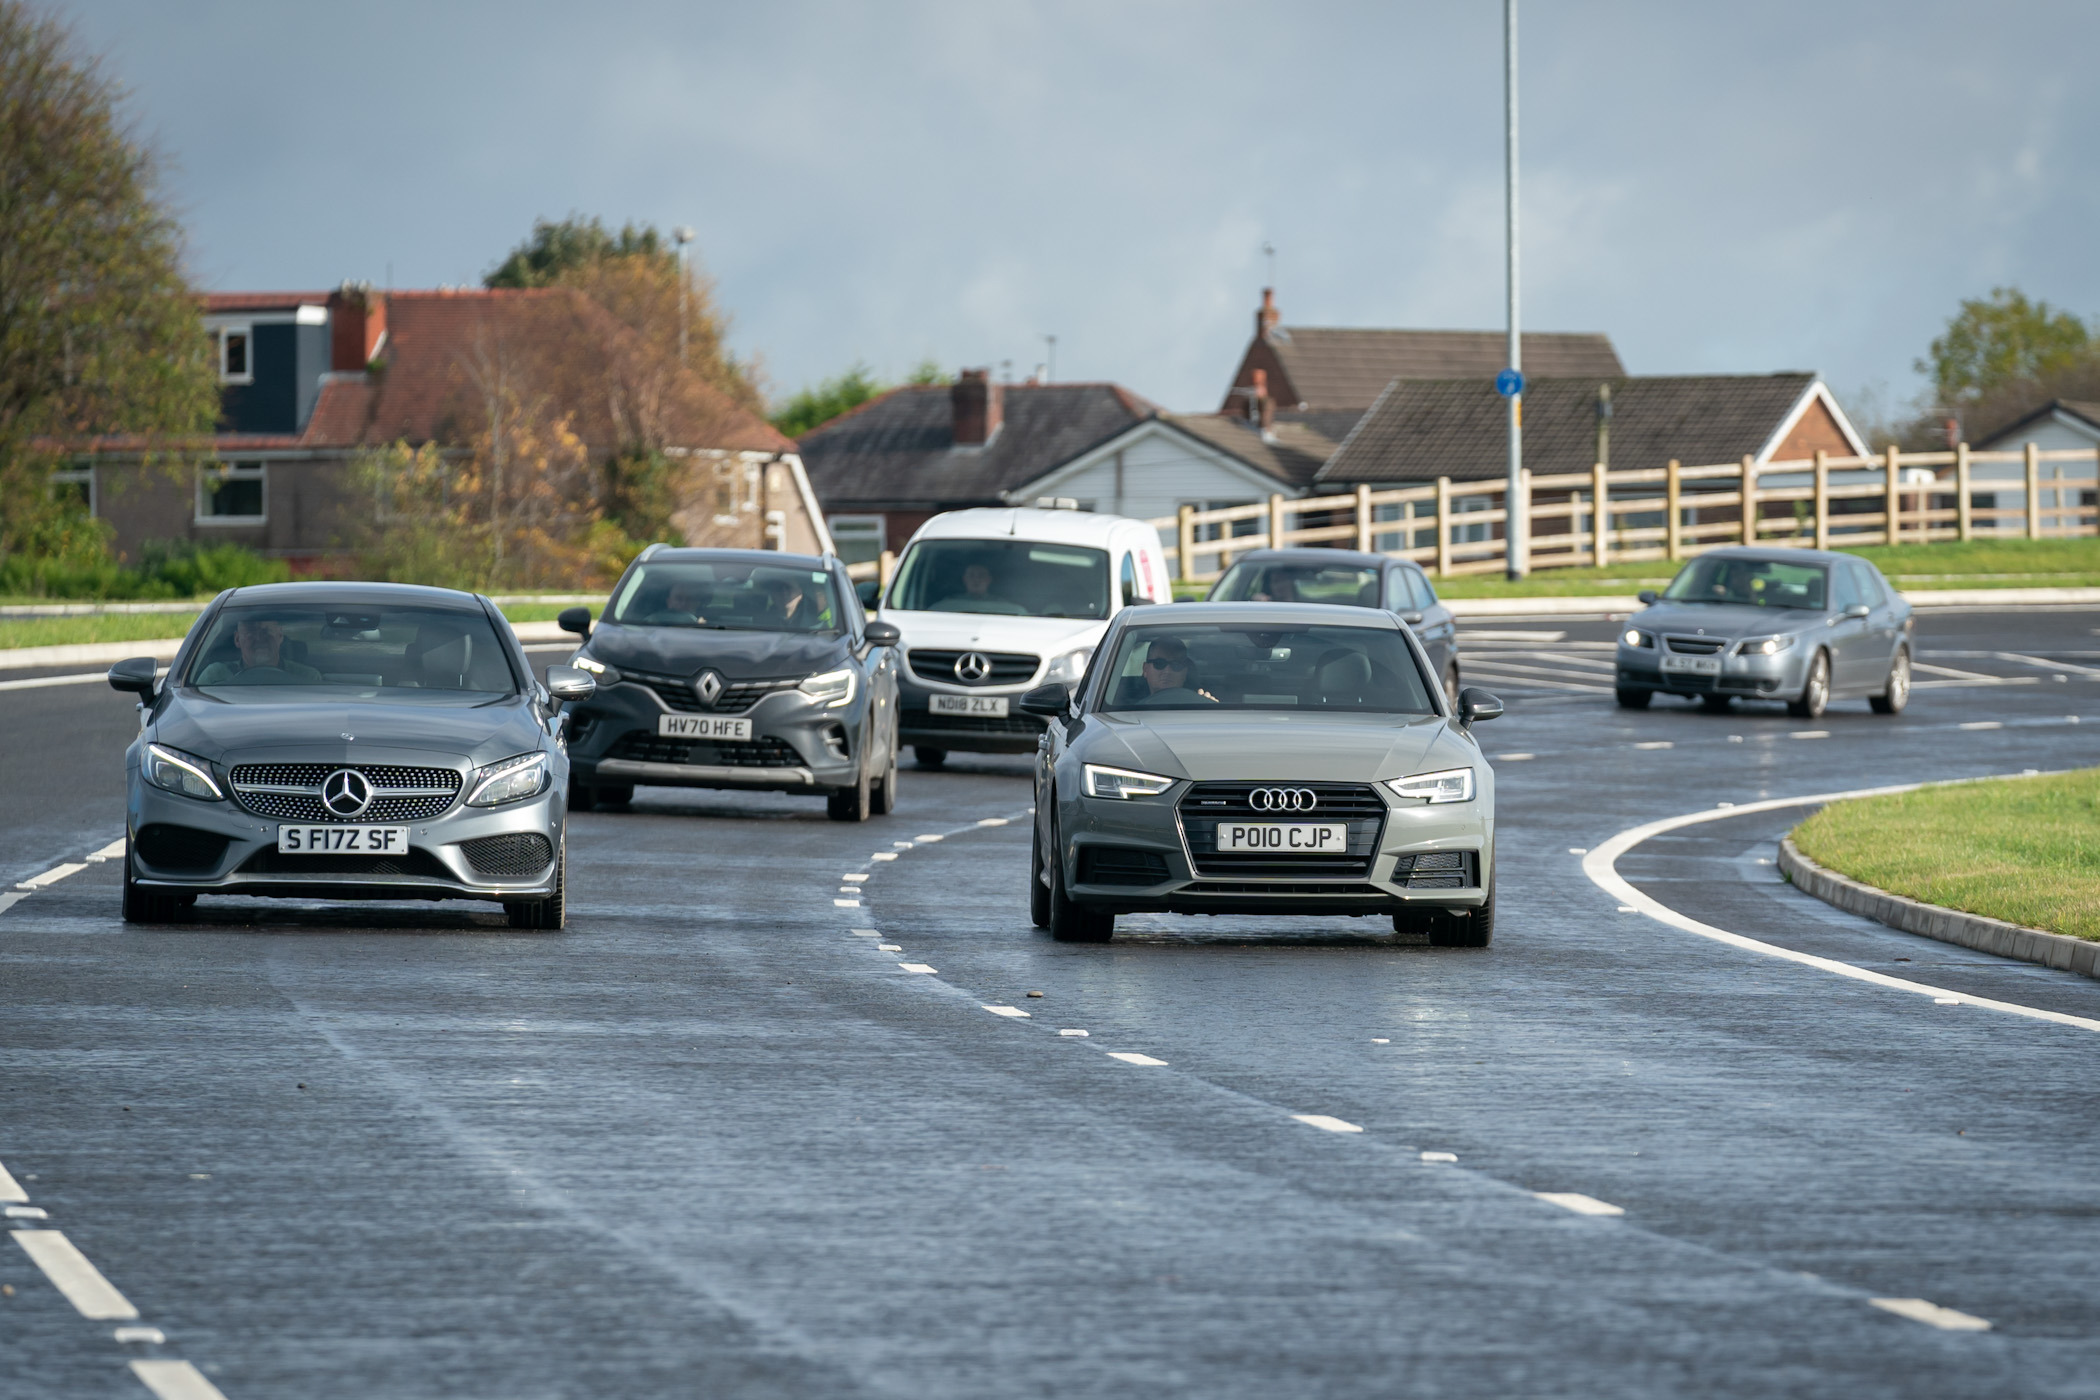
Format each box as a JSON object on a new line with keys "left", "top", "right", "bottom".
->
{"left": 673, "top": 225, "right": 696, "bottom": 366}
{"left": 1503, "top": 0, "right": 1526, "bottom": 579}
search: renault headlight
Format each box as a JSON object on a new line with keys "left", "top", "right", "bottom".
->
{"left": 1738, "top": 634, "right": 1796, "bottom": 656}
{"left": 572, "top": 654, "right": 619, "bottom": 683}
{"left": 1386, "top": 767, "right": 1475, "bottom": 804}
{"left": 799, "top": 668, "right": 857, "bottom": 708}
{"left": 468, "top": 752, "right": 550, "bottom": 807}
{"left": 144, "top": 744, "right": 223, "bottom": 801}
{"left": 1045, "top": 647, "right": 1093, "bottom": 686}
{"left": 1083, "top": 763, "right": 1176, "bottom": 800}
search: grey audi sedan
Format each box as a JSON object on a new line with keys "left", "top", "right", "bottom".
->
{"left": 110, "top": 582, "right": 592, "bottom": 927}
{"left": 1023, "top": 602, "right": 1502, "bottom": 944}
{"left": 1615, "top": 548, "right": 1913, "bottom": 718}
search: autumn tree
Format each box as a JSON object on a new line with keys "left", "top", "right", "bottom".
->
{"left": 0, "top": 2, "right": 217, "bottom": 563}
{"left": 1918, "top": 287, "right": 2100, "bottom": 441}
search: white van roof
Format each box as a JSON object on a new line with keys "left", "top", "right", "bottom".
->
{"left": 908, "top": 507, "right": 1155, "bottom": 549}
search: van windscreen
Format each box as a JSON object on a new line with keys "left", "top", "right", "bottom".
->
{"left": 887, "top": 539, "right": 1110, "bottom": 619}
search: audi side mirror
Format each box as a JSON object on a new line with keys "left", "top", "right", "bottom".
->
{"left": 107, "top": 656, "right": 158, "bottom": 696}
{"left": 557, "top": 606, "right": 592, "bottom": 638}
{"left": 864, "top": 620, "right": 902, "bottom": 647}
{"left": 1457, "top": 686, "right": 1504, "bottom": 727}
{"left": 1637, "top": 589, "right": 1658, "bottom": 605}
{"left": 1018, "top": 682, "right": 1070, "bottom": 718}
{"left": 545, "top": 665, "right": 596, "bottom": 704}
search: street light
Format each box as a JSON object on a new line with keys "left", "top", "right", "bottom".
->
{"left": 1503, "top": 0, "right": 1525, "bottom": 580}
{"left": 673, "top": 225, "right": 696, "bottom": 366}
{"left": 1041, "top": 333, "right": 1057, "bottom": 383}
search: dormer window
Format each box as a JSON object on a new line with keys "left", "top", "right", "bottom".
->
{"left": 218, "top": 326, "right": 252, "bottom": 384}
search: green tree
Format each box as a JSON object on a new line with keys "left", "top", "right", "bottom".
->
{"left": 1919, "top": 287, "right": 2091, "bottom": 409}
{"left": 0, "top": 2, "right": 218, "bottom": 564}
{"left": 770, "top": 362, "right": 885, "bottom": 438}
{"left": 483, "top": 215, "right": 675, "bottom": 287}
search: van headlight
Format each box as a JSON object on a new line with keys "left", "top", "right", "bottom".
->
{"left": 144, "top": 744, "right": 224, "bottom": 801}
{"left": 799, "top": 668, "right": 857, "bottom": 708}
{"left": 1083, "top": 763, "right": 1175, "bottom": 799}
{"left": 1738, "top": 634, "right": 1796, "bottom": 656}
{"left": 468, "top": 752, "right": 550, "bottom": 807}
{"left": 1045, "top": 647, "right": 1093, "bottom": 685}
{"left": 1386, "top": 767, "right": 1474, "bottom": 803}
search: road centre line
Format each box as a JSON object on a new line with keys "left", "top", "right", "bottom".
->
{"left": 11, "top": 1229, "right": 139, "bottom": 1319}
{"left": 1581, "top": 775, "right": 2100, "bottom": 1034}
{"left": 1868, "top": 1297, "right": 1992, "bottom": 1332}
{"left": 129, "top": 1360, "right": 233, "bottom": 1400}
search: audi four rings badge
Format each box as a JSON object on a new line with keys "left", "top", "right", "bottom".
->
{"left": 321, "top": 769, "right": 374, "bottom": 817}
{"left": 1249, "top": 787, "right": 1317, "bottom": 812}
{"left": 954, "top": 652, "right": 992, "bottom": 682}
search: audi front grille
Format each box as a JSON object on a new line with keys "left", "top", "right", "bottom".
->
{"left": 1176, "top": 781, "right": 1386, "bottom": 880}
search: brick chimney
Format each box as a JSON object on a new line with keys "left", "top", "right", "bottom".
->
{"left": 1256, "top": 287, "right": 1280, "bottom": 336}
{"left": 1247, "top": 368, "right": 1276, "bottom": 431}
{"left": 328, "top": 281, "right": 387, "bottom": 371}
{"left": 952, "top": 368, "right": 1003, "bottom": 445}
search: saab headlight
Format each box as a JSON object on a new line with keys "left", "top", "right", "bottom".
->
{"left": 1083, "top": 763, "right": 1175, "bottom": 800}
{"left": 572, "top": 654, "right": 618, "bottom": 683}
{"left": 1738, "top": 634, "right": 1796, "bottom": 656}
{"left": 143, "top": 744, "right": 224, "bottom": 801}
{"left": 1045, "top": 647, "right": 1093, "bottom": 686}
{"left": 1622, "top": 629, "right": 1654, "bottom": 649}
{"left": 1386, "top": 767, "right": 1475, "bottom": 804}
{"left": 468, "top": 752, "right": 550, "bottom": 807}
{"left": 799, "top": 668, "right": 857, "bottom": 708}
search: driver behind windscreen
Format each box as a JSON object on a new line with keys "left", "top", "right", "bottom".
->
{"left": 934, "top": 562, "right": 1011, "bottom": 612}
{"left": 1138, "top": 636, "right": 1218, "bottom": 703}
{"left": 1250, "top": 568, "right": 1302, "bottom": 602}
{"left": 196, "top": 618, "right": 322, "bottom": 684}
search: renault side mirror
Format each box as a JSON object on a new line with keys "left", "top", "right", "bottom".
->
{"left": 1637, "top": 589, "right": 1658, "bottom": 605}
{"left": 557, "top": 606, "right": 593, "bottom": 638}
{"left": 1018, "top": 683, "right": 1071, "bottom": 718}
{"left": 1457, "top": 686, "right": 1504, "bottom": 727}
{"left": 545, "top": 665, "right": 597, "bottom": 704}
{"left": 107, "top": 656, "right": 158, "bottom": 696}
{"left": 864, "top": 620, "right": 902, "bottom": 646}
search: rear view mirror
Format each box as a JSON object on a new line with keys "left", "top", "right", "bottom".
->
{"left": 1018, "top": 683, "right": 1070, "bottom": 717}
{"left": 557, "top": 606, "right": 593, "bottom": 638}
{"left": 1637, "top": 589, "right": 1658, "bottom": 605}
{"left": 864, "top": 620, "right": 902, "bottom": 646}
{"left": 107, "top": 656, "right": 158, "bottom": 696}
{"left": 544, "top": 665, "right": 597, "bottom": 703}
{"left": 1457, "top": 686, "right": 1504, "bottom": 727}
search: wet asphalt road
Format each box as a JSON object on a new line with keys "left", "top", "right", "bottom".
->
{"left": 3, "top": 609, "right": 2099, "bottom": 1398}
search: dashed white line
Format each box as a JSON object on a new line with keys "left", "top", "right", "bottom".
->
{"left": 1632, "top": 741, "right": 1673, "bottom": 750}
{"left": 1957, "top": 721, "right": 2003, "bottom": 731}
{"left": 849, "top": 927, "right": 879, "bottom": 937}
{"left": 88, "top": 838, "right": 125, "bottom": 862}
{"left": 1291, "top": 1114, "right": 1364, "bottom": 1134}
{"left": 1057, "top": 1028, "right": 1089, "bottom": 1037}
{"left": 17, "top": 862, "right": 87, "bottom": 890}
{"left": 840, "top": 874, "right": 868, "bottom": 883}
{"left": 113, "top": 1325, "right": 165, "bottom": 1344}
{"left": 1790, "top": 730, "right": 1830, "bottom": 739}
{"left": 833, "top": 898, "right": 860, "bottom": 907}
{"left": 976, "top": 817, "right": 1009, "bottom": 827}
{"left": 6, "top": 1205, "right": 48, "bottom": 1219}
{"left": 1496, "top": 752, "right": 1535, "bottom": 761}
{"left": 897, "top": 962, "right": 937, "bottom": 974}
{"left": 913, "top": 834, "right": 944, "bottom": 843}
{"left": 129, "top": 1360, "right": 232, "bottom": 1400}
{"left": 0, "top": 890, "right": 30, "bottom": 915}
{"left": 1535, "top": 1192, "right": 1624, "bottom": 1217}
{"left": 1420, "top": 1151, "right": 1458, "bottom": 1163}
{"left": 877, "top": 944, "right": 901, "bottom": 952}
{"left": 12, "top": 1229, "right": 139, "bottom": 1319}
{"left": 871, "top": 852, "right": 898, "bottom": 861}
{"left": 1106, "top": 1052, "right": 1168, "bottom": 1066}
{"left": 1869, "top": 1297, "right": 1991, "bottom": 1331}
{"left": 983, "top": 1005, "right": 1030, "bottom": 1018}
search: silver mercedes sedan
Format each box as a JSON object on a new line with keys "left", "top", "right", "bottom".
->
{"left": 1614, "top": 548, "right": 1913, "bottom": 718}
{"left": 1022, "top": 602, "right": 1502, "bottom": 945}
{"left": 109, "top": 582, "right": 594, "bottom": 927}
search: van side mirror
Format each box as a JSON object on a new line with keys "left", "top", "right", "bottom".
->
{"left": 864, "top": 620, "right": 901, "bottom": 646}
{"left": 544, "top": 665, "right": 597, "bottom": 703}
{"left": 1637, "top": 589, "right": 1658, "bottom": 605}
{"left": 1457, "top": 686, "right": 1503, "bottom": 727}
{"left": 107, "top": 656, "right": 158, "bottom": 696}
{"left": 1018, "top": 683, "right": 1071, "bottom": 717}
{"left": 557, "top": 606, "right": 592, "bottom": 638}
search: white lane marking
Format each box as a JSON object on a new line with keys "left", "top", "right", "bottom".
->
{"left": 891, "top": 842, "right": 912, "bottom": 850}
{"left": 850, "top": 927, "right": 878, "bottom": 935}
{"left": 1633, "top": 741, "right": 1673, "bottom": 750}
{"left": 841, "top": 874, "right": 868, "bottom": 883}
{"left": 1869, "top": 1297, "right": 1991, "bottom": 1331}
{"left": 877, "top": 944, "right": 902, "bottom": 951}
{"left": 1057, "top": 1028, "right": 1089, "bottom": 1037}
{"left": 914, "top": 834, "right": 944, "bottom": 842}
{"left": 1567, "top": 847, "right": 1588, "bottom": 855}
{"left": 1537, "top": 1192, "right": 1624, "bottom": 1217}
{"left": 17, "top": 862, "right": 87, "bottom": 890}
{"left": 1914, "top": 661, "right": 2006, "bottom": 681}
{"left": 1461, "top": 629, "right": 1568, "bottom": 642}
{"left": 1790, "top": 730, "right": 1830, "bottom": 739}
{"left": 1957, "top": 721, "right": 2003, "bottom": 731}
{"left": 130, "top": 1360, "right": 233, "bottom": 1400}
{"left": 0, "top": 890, "right": 30, "bottom": 915}
{"left": 0, "top": 1159, "right": 25, "bottom": 1204}
{"left": 976, "top": 817, "right": 1009, "bottom": 826}
{"left": 88, "top": 838, "right": 126, "bottom": 862}
{"left": 12, "top": 1229, "right": 139, "bottom": 1318}
{"left": 1106, "top": 1051, "right": 1168, "bottom": 1066}
{"left": 1292, "top": 1114, "right": 1364, "bottom": 1134}
{"left": 833, "top": 898, "right": 860, "bottom": 908}
{"left": 1581, "top": 777, "right": 2100, "bottom": 1034}
{"left": 983, "top": 1005, "right": 1030, "bottom": 1018}
{"left": 871, "top": 852, "right": 898, "bottom": 861}
{"left": 1934, "top": 997, "right": 1960, "bottom": 1005}
{"left": 113, "top": 1325, "right": 165, "bottom": 1344}
{"left": 1496, "top": 752, "right": 1536, "bottom": 761}
{"left": 6, "top": 1205, "right": 48, "bottom": 1219}
{"left": 1420, "top": 1151, "right": 1459, "bottom": 1163}
{"left": 1456, "top": 662, "right": 1614, "bottom": 693}
{"left": 897, "top": 963, "right": 936, "bottom": 974}
{"left": 0, "top": 671, "right": 111, "bottom": 693}
{"left": 1617, "top": 905, "right": 1637, "bottom": 913}
{"left": 1997, "top": 650, "right": 2100, "bottom": 678}
{"left": 1369, "top": 1038, "right": 1390, "bottom": 1044}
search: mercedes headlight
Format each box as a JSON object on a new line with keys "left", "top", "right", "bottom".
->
{"left": 1738, "top": 634, "right": 1796, "bottom": 656}
{"left": 1386, "top": 767, "right": 1475, "bottom": 804}
{"left": 1622, "top": 629, "right": 1654, "bottom": 649}
{"left": 468, "top": 752, "right": 550, "bottom": 807}
{"left": 799, "top": 668, "right": 857, "bottom": 708}
{"left": 1045, "top": 647, "right": 1093, "bottom": 686}
{"left": 572, "top": 654, "right": 619, "bottom": 683}
{"left": 1083, "top": 763, "right": 1175, "bottom": 800}
{"left": 143, "top": 744, "right": 224, "bottom": 801}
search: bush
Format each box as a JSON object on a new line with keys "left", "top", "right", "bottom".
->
{"left": 0, "top": 540, "right": 288, "bottom": 599}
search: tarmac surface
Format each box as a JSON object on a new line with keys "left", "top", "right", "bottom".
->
{"left": 3, "top": 609, "right": 2098, "bottom": 1398}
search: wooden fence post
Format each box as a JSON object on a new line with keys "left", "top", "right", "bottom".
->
{"left": 1518, "top": 469, "right": 1532, "bottom": 575}
{"left": 1956, "top": 442, "right": 1971, "bottom": 541}
{"left": 1741, "top": 455, "right": 1756, "bottom": 545}
{"left": 1885, "top": 445, "right": 1902, "bottom": 546}
{"left": 1435, "top": 476, "right": 1452, "bottom": 576}
{"left": 877, "top": 549, "right": 896, "bottom": 597}
{"left": 1355, "top": 482, "right": 1372, "bottom": 552}
{"left": 1592, "top": 461, "right": 1610, "bottom": 568}
{"left": 2026, "top": 441, "right": 2042, "bottom": 538}
{"left": 1666, "top": 459, "right": 1681, "bottom": 560}
{"left": 1267, "top": 493, "right": 1286, "bottom": 550}
{"left": 1813, "top": 450, "right": 1829, "bottom": 550}
{"left": 1176, "top": 504, "right": 1195, "bottom": 581}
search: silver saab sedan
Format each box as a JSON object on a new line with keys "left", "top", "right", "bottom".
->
{"left": 108, "top": 582, "right": 594, "bottom": 928}
{"left": 1021, "top": 602, "right": 1503, "bottom": 945}
{"left": 1614, "top": 548, "right": 1913, "bottom": 719}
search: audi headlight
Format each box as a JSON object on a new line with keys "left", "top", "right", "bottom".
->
{"left": 799, "top": 668, "right": 857, "bottom": 708}
{"left": 572, "top": 654, "right": 619, "bottom": 683}
{"left": 143, "top": 744, "right": 223, "bottom": 801}
{"left": 1738, "top": 634, "right": 1796, "bottom": 657}
{"left": 1045, "top": 647, "right": 1093, "bottom": 686}
{"left": 1386, "top": 767, "right": 1475, "bottom": 804}
{"left": 1083, "top": 763, "right": 1175, "bottom": 800}
{"left": 468, "top": 752, "right": 550, "bottom": 807}
{"left": 1622, "top": 629, "right": 1654, "bottom": 649}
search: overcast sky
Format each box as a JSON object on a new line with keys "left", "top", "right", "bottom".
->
{"left": 54, "top": 0, "right": 2100, "bottom": 421}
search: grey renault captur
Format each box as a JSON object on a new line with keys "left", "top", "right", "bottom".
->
{"left": 110, "top": 582, "right": 593, "bottom": 928}
{"left": 1615, "top": 548, "right": 1913, "bottom": 718}
{"left": 1023, "top": 602, "right": 1503, "bottom": 944}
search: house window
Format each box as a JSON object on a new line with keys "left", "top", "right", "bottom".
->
{"left": 50, "top": 463, "right": 94, "bottom": 514}
{"left": 1452, "top": 495, "right": 1493, "bottom": 545}
{"left": 198, "top": 461, "right": 266, "bottom": 523}
{"left": 217, "top": 326, "right": 253, "bottom": 384}
{"left": 828, "top": 514, "right": 886, "bottom": 566}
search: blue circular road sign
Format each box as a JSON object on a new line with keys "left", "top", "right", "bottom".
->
{"left": 1495, "top": 368, "right": 1524, "bottom": 398}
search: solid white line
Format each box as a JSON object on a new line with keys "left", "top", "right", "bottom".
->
{"left": 0, "top": 672, "right": 110, "bottom": 693}
{"left": 1106, "top": 1051, "right": 1168, "bottom": 1066}
{"left": 12, "top": 1229, "right": 139, "bottom": 1319}
{"left": 897, "top": 962, "right": 936, "bottom": 974}
{"left": 0, "top": 1159, "right": 25, "bottom": 1203}
{"left": 1913, "top": 661, "right": 2005, "bottom": 681}
{"left": 1580, "top": 778, "right": 2100, "bottom": 1034}
{"left": 17, "top": 862, "right": 87, "bottom": 890}
{"left": 130, "top": 1360, "right": 232, "bottom": 1400}
{"left": 1291, "top": 1114, "right": 1364, "bottom": 1134}
{"left": 983, "top": 1005, "right": 1030, "bottom": 1018}
{"left": 1536, "top": 1192, "right": 1624, "bottom": 1217}
{"left": 1869, "top": 1297, "right": 1991, "bottom": 1331}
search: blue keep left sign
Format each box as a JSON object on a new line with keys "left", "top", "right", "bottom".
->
{"left": 1495, "top": 368, "right": 1524, "bottom": 397}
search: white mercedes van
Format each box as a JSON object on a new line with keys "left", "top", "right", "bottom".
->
{"left": 881, "top": 507, "right": 1173, "bottom": 765}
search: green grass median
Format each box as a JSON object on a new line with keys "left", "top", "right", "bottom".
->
{"left": 1791, "top": 769, "right": 2100, "bottom": 942}
{"left": 0, "top": 600, "right": 592, "bottom": 654}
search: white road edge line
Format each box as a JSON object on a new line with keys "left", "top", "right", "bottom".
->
{"left": 11, "top": 1229, "right": 139, "bottom": 1319}
{"left": 1868, "top": 1297, "right": 1992, "bottom": 1331}
{"left": 1291, "top": 1114, "right": 1364, "bottom": 1134}
{"left": 1536, "top": 1192, "right": 1625, "bottom": 1217}
{"left": 1580, "top": 774, "right": 2100, "bottom": 1034}
{"left": 130, "top": 1359, "right": 233, "bottom": 1400}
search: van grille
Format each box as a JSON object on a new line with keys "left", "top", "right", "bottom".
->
{"left": 908, "top": 650, "right": 1039, "bottom": 686}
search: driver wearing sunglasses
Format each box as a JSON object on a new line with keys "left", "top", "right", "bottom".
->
{"left": 1142, "top": 638, "right": 1218, "bottom": 702}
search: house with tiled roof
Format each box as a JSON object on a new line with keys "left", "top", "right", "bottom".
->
{"left": 72, "top": 284, "right": 819, "bottom": 567}
{"left": 1971, "top": 400, "right": 2100, "bottom": 523}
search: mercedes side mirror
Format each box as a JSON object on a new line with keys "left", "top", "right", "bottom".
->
{"left": 107, "top": 656, "right": 158, "bottom": 696}
{"left": 1637, "top": 589, "right": 1658, "bottom": 605}
{"left": 544, "top": 665, "right": 597, "bottom": 704}
{"left": 1844, "top": 603, "right": 1871, "bottom": 619}
{"left": 557, "top": 606, "right": 593, "bottom": 638}
{"left": 1457, "top": 686, "right": 1504, "bottom": 727}
{"left": 1123, "top": 593, "right": 1156, "bottom": 607}
{"left": 864, "top": 620, "right": 902, "bottom": 647}
{"left": 1018, "top": 682, "right": 1071, "bottom": 718}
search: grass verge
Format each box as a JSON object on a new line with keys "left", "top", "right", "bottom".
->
{"left": 1790, "top": 770, "right": 2100, "bottom": 943}
{"left": 0, "top": 601, "right": 590, "bottom": 653}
